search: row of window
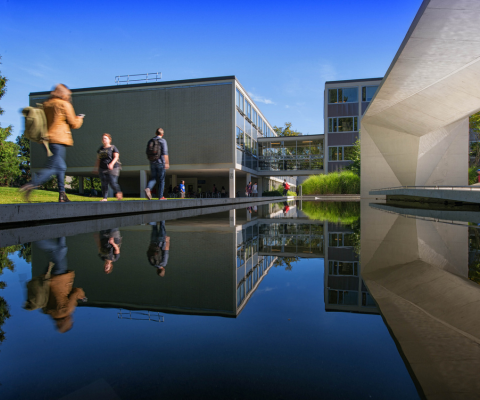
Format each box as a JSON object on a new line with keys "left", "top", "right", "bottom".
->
{"left": 328, "top": 117, "right": 358, "bottom": 133}
{"left": 236, "top": 127, "right": 258, "bottom": 155}
{"left": 328, "top": 85, "right": 379, "bottom": 104}
{"left": 329, "top": 232, "right": 355, "bottom": 247}
{"left": 237, "top": 256, "right": 273, "bottom": 307}
{"left": 236, "top": 88, "right": 275, "bottom": 137}
{"left": 329, "top": 146, "right": 354, "bottom": 161}
{"left": 328, "top": 260, "right": 359, "bottom": 276}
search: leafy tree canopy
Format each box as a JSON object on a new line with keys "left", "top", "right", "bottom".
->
{"left": 273, "top": 122, "right": 302, "bottom": 137}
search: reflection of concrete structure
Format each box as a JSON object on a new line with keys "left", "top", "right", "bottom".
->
{"left": 361, "top": 0, "right": 480, "bottom": 198}
{"left": 31, "top": 205, "right": 323, "bottom": 318}
{"left": 361, "top": 203, "right": 480, "bottom": 398}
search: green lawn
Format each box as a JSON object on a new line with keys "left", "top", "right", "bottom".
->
{"left": 0, "top": 187, "right": 169, "bottom": 204}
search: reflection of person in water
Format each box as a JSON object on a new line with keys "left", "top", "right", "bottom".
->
{"left": 32, "top": 237, "right": 86, "bottom": 333}
{"left": 283, "top": 201, "right": 290, "bottom": 216}
{"left": 94, "top": 229, "right": 122, "bottom": 274}
{"left": 147, "top": 221, "right": 170, "bottom": 277}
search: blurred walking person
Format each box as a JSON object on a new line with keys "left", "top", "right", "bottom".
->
{"left": 94, "top": 133, "right": 123, "bottom": 201}
{"left": 252, "top": 182, "right": 258, "bottom": 197}
{"left": 20, "top": 84, "right": 84, "bottom": 202}
{"left": 145, "top": 128, "right": 169, "bottom": 200}
{"left": 180, "top": 180, "right": 185, "bottom": 198}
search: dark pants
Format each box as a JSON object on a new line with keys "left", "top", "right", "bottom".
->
{"left": 150, "top": 221, "right": 166, "bottom": 244}
{"left": 35, "top": 237, "right": 68, "bottom": 276}
{"left": 147, "top": 163, "right": 165, "bottom": 199}
{"left": 99, "top": 169, "right": 121, "bottom": 199}
{"left": 32, "top": 143, "right": 66, "bottom": 192}
{"left": 283, "top": 188, "right": 288, "bottom": 196}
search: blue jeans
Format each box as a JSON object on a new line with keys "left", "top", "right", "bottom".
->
{"left": 32, "top": 143, "right": 66, "bottom": 192}
{"left": 35, "top": 237, "right": 68, "bottom": 276}
{"left": 147, "top": 163, "right": 165, "bottom": 199}
{"left": 99, "top": 169, "right": 121, "bottom": 199}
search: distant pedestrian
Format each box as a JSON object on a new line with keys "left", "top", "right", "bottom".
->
{"left": 20, "top": 84, "right": 84, "bottom": 202}
{"left": 246, "top": 181, "right": 252, "bottom": 197}
{"left": 252, "top": 182, "right": 258, "bottom": 197}
{"left": 221, "top": 186, "right": 226, "bottom": 198}
{"left": 145, "top": 128, "right": 169, "bottom": 200}
{"left": 282, "top": 179, "right": 290, "bottom": 196}
{"left": 213, "top": 184, "right": 218, "bottom": 195}
{"left": 94, "top": 133, "right": 123, "bottom": 201}
{"left": 180, "top": 180, "right": 185, "bottom": 198}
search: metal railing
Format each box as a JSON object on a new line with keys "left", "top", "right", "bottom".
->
{"left": 115, "top": 72, "right": 162, "bottom": 85}
{"left": 372, "top": 185, "right": 480, "bottom": 191}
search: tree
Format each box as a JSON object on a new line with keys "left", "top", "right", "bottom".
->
{"left": 0, "top": 56, "right": 21, "bottom": 186}
{"left": 470, "top": 112, "right": 480, "bottom": 166}
{"left": 70, "top": 176, "right": 101, "bottom": 192}
{"left": 15, "top": 132, "right": 31, "bottom": 185}
{"left": 273, "top": 122, "right": 302, "bottom": 137}
{"left": 345, "top": 139, "right": 360, "bottom": 175}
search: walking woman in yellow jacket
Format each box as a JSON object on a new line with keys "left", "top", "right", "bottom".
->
{"left": 21, "top": 84, "right": 84, "bottom": 202}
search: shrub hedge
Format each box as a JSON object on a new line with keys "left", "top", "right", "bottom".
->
{"left": 301, "top": 171, "right": 360, "bottom": 195}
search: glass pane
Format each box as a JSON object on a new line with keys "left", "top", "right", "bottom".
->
{"left": 236, "top": 127, "right": 244, "bottom": 149}
{"left": 338, "top": 147, "right": 343, "bottom": 161}
{"left": 236, "top": 110, "right": 244, "bottom": 130}
{"left": 329, "top": 147, "right": 338, "bottom": 161}
{"left": 340, "top": 87, "right": 358, "bottom": 103}
{"left": 258, "top": 118, "right": 263, "bottom": 132}
{"left": 328, "top": 89, "right": 338, "bottom": 104}
{"left": 344, "top": 146, "right": 355, "bottom": 161}
{"left": 246, "top": 102, "right": 251, "bottom": 119}
{"left": 338, "top": 117, "right": 354, "bottom": 132}
{"left": 252, "top": 110, "right": 257, "bottom": 126}
{"left": 354, "top": 117, "right": 358, "bottom": 131}
{"left": 363, "top": 86, "right": 378, "bottom": 102}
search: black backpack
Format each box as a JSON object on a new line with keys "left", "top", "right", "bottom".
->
{"left": 146, "top": 137, "right": 161, "bottom": 161}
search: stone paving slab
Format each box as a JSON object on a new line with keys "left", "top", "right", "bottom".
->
{"left": 0, "top": 196, "right": 290, "bottom": 226}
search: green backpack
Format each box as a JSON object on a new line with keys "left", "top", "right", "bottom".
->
{"left": 23, "top": 262, "right": 54, "bottom": 311}
{"left": 21, "top": 104, "right": 52, "bottom": 157}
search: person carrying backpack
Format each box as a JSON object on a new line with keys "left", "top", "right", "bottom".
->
{"left": 145, "top": 128, "right": 169, "bottom": 200}
{"left": 20, "top": 84, "right": 84, "bottom": 202}
{"left": 282, "top": 179, "right": 290, "bottom": 196}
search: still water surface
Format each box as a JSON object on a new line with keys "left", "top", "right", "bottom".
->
{"left": 4, "top": 200, "right": 473, "bottom": 399}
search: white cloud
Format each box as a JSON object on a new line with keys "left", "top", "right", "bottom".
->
{"left": 248, "top": 91, "right": 276, "bottom": 105}
{"left": 285, "top": 105, "right": 290, "bottom": 108}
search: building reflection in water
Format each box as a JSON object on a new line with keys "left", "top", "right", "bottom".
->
{"left": 30, "top": 201, "right": 378, "bottom": 320}
{"left": 325, "top": 222, "right": 378, "bottom": 314}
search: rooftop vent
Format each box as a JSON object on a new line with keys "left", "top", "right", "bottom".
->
{"left": 115, "top": 72, "right": 162, "bottom": 85}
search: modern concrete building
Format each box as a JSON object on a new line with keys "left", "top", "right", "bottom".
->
{"left": 361, "top": 0, "right": 480, "bottom": 198}
{"left": 324, "top": 78, "right": 382, "bottom": 173}
{"left": 29, "top": 76, "right": 300, "bottom": 198}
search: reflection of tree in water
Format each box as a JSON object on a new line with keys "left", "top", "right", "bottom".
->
{"left": 0, "top": 243, "right": 31, "bottom": 343}
{"left": 273, "top": 257, "right": 300, "bottom": 271}
{"left": 468, "top": 227, "right": 480, "bottom": 285}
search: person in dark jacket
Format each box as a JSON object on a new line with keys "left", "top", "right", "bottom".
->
{"left": 147, "top": 221, "right": 170, "bottom": 277}
{"left": 145, "top": 128, "right": 169, "bottom": 200}
{"left": 21, "top": 84, "right": 84, "bottom": 202}
{"left": 93, "top": 133, "right": 123, "bottom": 201}
{"left": 94, "top": 228, "right": 122, "bottom": 274}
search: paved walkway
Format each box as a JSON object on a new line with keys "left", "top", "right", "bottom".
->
{"left": 0, "top": 196, "right": 290, "bottom": 226}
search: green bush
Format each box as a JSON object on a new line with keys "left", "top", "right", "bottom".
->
{"left": 301, "top": 171, "right": 360, "bottom": 195}
{"left": 262, "top": 188, "right": 297, "bottom": 197}
{"left": 302, "top": 201, "right": 360, "bottom": 224}
{"left": 469, "top": 166, "right": 478, "bottom": 185}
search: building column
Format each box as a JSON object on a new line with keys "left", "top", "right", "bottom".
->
{"left": 229, "top": 168, "right": 235, "bottom": 198}
{"left": 78, "top": 176, "right": 84, "bottom": 194}
{"left": 246, "top": 209, "right": 251, "bottom": 222}
{"left": 229, "top": 209, "right": 236, "bottom": 227}
{"left": 140, "top": 170, "right": 147, "bottom": 198}
{"left": 257, "top": 178, "right": 263, "bottom": 197}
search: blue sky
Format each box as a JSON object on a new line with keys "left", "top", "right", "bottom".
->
{"left": 1, "top": 0, "right": 422, "bottom": 139}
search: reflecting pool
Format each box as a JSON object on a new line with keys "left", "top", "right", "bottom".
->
{"left": 5, "top": 199, "right": 478, "bottom": 399}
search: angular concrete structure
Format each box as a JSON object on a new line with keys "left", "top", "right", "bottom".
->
{"left": 361, "top": 0, "right": 480, "bottom": 198}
